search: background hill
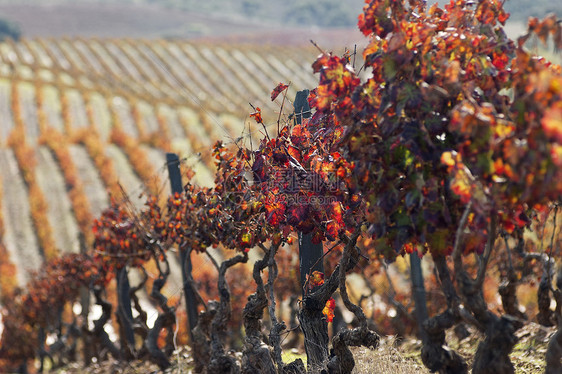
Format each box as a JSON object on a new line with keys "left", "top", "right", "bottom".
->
{"left": 0, "top": 0, "right": 559, "bottom": 34}
{"left": 0, "top": 0, "right": 365, "bottom": 29}
{"left": 0, "top": 1, "right": 557, "bottom": 50}
{"left": 0, "top": 1, "right": 366, "bottom": 46}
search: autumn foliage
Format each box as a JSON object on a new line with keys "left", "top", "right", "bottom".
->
{"left": 74, "top": 126, "right": 122, "bottom": 197}
{"left": 8, "top": 83, "right": 59, "bottom": 261}
{"left": 109, "top": 128, "right": 162, "bottom": 196}
{"left": 0, "top": 177, "right": 18, "bottom": 296}
{"left": 1, "top": 1, "right": 562, "bottom": 373}
{"left": 40, "top": 128, "right": 95, "bottom": 245}
{"left": 0, "top": 254, "right": 103, "bottom": 369}
{"left": 305, "top": 0, "right": 562, "bottom": 372}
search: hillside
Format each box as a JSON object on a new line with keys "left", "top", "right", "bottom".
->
{"left": 0, "top": 1, "right": 557, "bottom": 52}
{"left": 0, "top": 3, "right": 366, "bottom": 51}
{"left": 0, "top": 0, "right": 559, "bottom": 35}
{"left": 0, "top": 0, "right": 365, "bottom": 29}
{"left": 0, "top": 37, "right": 321, "bottom": 288}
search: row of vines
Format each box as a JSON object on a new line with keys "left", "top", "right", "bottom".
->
{"left": 0, "top": 36, "right": 320, "bottom": 115}
{"left": 1, "top": 1, "right": 562, "bottom": 374}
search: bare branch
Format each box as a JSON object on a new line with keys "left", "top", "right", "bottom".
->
{"left": 205, "top": 249, "right": 221, "bottom": 271}
{"left": 267, "top": 244, "right": 286, "bottom": 370}
{"left": 452, "top": 200, "right": 473, "bottom": 271}
{"left": 476, "top": 214, "right": 497, "bottom": 288}
{"left": 338, "top": 231, "right": 366, "bottom": 327}
{"left": 547, "top": 205, "right": 559, "bottom": 285}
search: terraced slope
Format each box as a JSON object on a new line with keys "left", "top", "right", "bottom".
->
{"left": 0, "top": 37, "right": 321, "bottom": 292}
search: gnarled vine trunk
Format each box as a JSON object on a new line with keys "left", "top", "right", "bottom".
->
{"left": 87, "top": 287, "right": 121, "bottom": 360}
{"left": 498, "top": 234, "right": 527, "bottom": 321}
{"left": 455, "top": 214, "right": 522, "bottom": 374}
{"left": 241, "top": 244, "right": 278, "bottom": 374}
{"left": 116, "top": 267, "right": 135, "bottom": 359}
{"left": 470, "top": 313, "right": 523, "bottom": 374}
{"left": 206, "top": 253, "right": 248, "bottom": 374}
{"left": 298, "top": 301, "right": 330, "bottom": 373}
{"left": 327, "top": 233, "right": 379, "bottom": 374}
{"left": 297, "top": 238, "right": 352, "bottom": 373}
{"left": 145, "top": 257, "right": 175, "bottom": 370}
{"left": 545, "top": 323, "right": 562, "bottom": 374}
{"left": 545, "top": 269, "right": 562, "bottom": 374}
{"left": 537, "top": 276, "right": 555, "bottom": 327}
{"left": 421, "top": 255, "right": 468, "bottom": 374}
{"left": 192, "top": 302, "right": 216, "bottom": 373}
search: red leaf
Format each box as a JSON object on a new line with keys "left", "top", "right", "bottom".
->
{"left": 290, "top": 125, "right": 311, "bottom": 147}
{"left": 287, "top": 204, "right": 308, "bottom": 226}
{"left": 325, "top": 221, "right": 339, "bottom": 241}
{"left": 266, "top": 197, "right": 286, "bottom": 226}
{"left": 271, "top": 82, "right": 289, "bottom": 101}
{"left": 312, "top": 229, "right": 324, "bottom": 244}
{"left": 252, "top": 154, "right": 268, "bottom": 184}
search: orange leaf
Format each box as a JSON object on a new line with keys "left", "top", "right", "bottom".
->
{"left": 323, "top": 298, "right": 336, "bottom": 322}
{"left": 250, "top": 107, "right": 263, "bottom": 124}
{"left": 541, "top": 105, "right": 562, "bottom": 143}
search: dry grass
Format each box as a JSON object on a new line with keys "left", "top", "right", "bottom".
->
{"left": 56, "top": 324, "right": 556, "bottom": 374}
{"left": 56, "top": 337, "right": 430, "bottom": 374}
{"left": 351, "top": 339, "right": 429, "bottom": 374}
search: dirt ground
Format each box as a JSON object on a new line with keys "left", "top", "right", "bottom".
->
{"left": 54, "top": 322, "right": 556, "bottom": 374}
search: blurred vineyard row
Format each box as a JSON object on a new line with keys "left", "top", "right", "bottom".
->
{"left": 0, "top": 37, "right": 321, "bottom": 291}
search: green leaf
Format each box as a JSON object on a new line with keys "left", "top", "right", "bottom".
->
{"left": 427, "top": 228, "right": 449, "bottom": 254}
{"left": 476, "top": 151, "right": 492, "bottom": 174}
{"left": 383, "top": 57, "right": 397, "bottom": 80}
{"left": 394, "top": 210, "right": 411, "bottom": 227}
{"left": 403, "top": 147, "right": 414, "bottom": 167}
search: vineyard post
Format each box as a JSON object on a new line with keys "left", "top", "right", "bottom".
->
{"left": 293, "top": 90, "right": 331, "bottom": 371}
{"left": 410, "top": 252, "right": 429, "bottom": 342}
{"left": 294, "top": 90, "right": 325, "bottom": 295}
{"left": 166, "top": 152, "right": 198, "bottom": 342}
